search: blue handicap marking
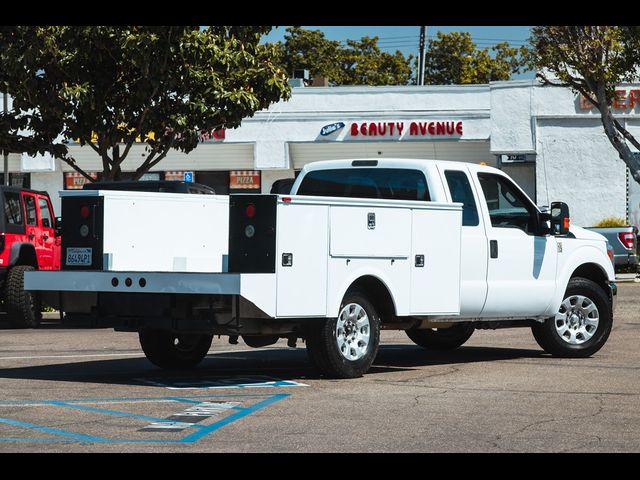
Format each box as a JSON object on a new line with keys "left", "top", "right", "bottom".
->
{"left": 136, "top": 375, "right": 308, "bottom": 390}
{"left": 0, "top": 393, "right": 289, "bottom": 444}
{"left": 183, "top": 171, "right": 194, "bottom": 183}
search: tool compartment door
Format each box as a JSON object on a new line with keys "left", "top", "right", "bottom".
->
{"left": 410, "top": 207, "right": 462, "bottom": 315}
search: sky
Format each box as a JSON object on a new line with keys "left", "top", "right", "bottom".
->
{"left": 262, "top": 26, "right": 535, "bottom": 79}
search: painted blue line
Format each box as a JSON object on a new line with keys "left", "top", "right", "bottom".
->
{"left": 165, "top": 397, "right": 203, "bottom": 405}
{"left": 0, "top": 393, "right": 272, "bottom": 406}
{"left": 179, "top": 393, "right": 290, "bottom": 443}
{"left": 0, "top": 417, "right": 104, "bottom": 442}
{"left": 46, "top": 400, "right": 171, "bottom": 424}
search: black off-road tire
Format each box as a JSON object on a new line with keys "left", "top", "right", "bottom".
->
{"left": 306, "top": 290, "right": 381, "bottom": 379}
{"left": 531, "top": 277, "right": 612, "bottom": 358}
{"left": 4, "top": 265, "right": 42, "bottom": 328}
{"left": 406, "top": 322, "right": 475, "bottom": 350}
{"left": 139, "top": 329, "right": 213, "bottom": 369}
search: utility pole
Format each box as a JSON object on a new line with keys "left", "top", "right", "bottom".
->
{"left": 417, "top": 26, "right": 426, "bottom": 86}
{"left": 3, "top": 92, "right": 8, "bottom": 185}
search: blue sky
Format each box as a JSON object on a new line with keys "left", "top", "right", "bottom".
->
{"left": 262, "top": 26, "right": 534, "bottom": 79}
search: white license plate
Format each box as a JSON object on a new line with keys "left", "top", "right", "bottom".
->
{"left": 66, "top": 247, "right": 93, "bottom": 266}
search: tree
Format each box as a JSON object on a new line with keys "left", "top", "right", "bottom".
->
{"left": 274, "top": 27, "right": 413, "bottom": 86}
{"left": 530, "top": 26, "right": 640, "bottom": 183}
{"left": 0, "top": 26, "right": 290, "bottom": 181}
{"left": 422, "top": 31, "right": 528, "bottom": 85}
{"left": 338, "top": 37, "right": 413, "bottom": 86}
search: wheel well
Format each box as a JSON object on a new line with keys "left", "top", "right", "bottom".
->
{"left": 347, "top": 276, "right": 396, "bottom": 323}
{"left": 9, "top": 243, "right": 38, "bottom": 268}
{"left": 571, "top": 263, "right": 608, "bottom": 292}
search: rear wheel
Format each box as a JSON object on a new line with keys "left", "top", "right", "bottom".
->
{"left": 139, "top": 329, "right": 213, "bottom": 369}
{"left": 4, "top": 265, "right": 42, "bottom": 328}
{"left": 531, "top": 277, "right": 612, "bottom": 358}
{"left": 406, "top": 323, "right": 474, "bottom": 350}
{"left": 306, "top": 290, "right": 381, "bottom": 379}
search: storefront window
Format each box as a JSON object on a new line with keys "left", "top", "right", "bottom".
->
{"left": 0, "top": 173, "right": 31, "bottom": 188}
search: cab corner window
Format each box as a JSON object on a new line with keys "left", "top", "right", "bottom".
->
{"left": 444, "top": 170, "right": 479, "bottom": 227}
{"left": 38, "top": 198, "right": 53, "bottom": 229}
{"left": 477, "top": 173, "right": 535, "bottom": 234}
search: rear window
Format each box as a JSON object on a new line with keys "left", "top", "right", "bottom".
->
{"left": 297, "top": 168, "right": 430, "bottom": 201}
{"left": 4, "top": 191, "right": 23, "bottom": 226}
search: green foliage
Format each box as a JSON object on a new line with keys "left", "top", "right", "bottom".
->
{"left": 593, "top": 217, "right": 627, "bottom": 227}
{"left": 423, "top": 32, "right": 529, "bottom": 85}
{"left": 0, "top": 26, "right": 291, "bottom": 180}
{"left": 274, "top": 27, "right": 413, "bottom": 86}
{"left": 530, "top": 26, "right": 640, "bottom": 184}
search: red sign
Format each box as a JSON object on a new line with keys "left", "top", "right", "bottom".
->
{"left": 349, "top": 121, "right": 463, "bottom": 137}
{"left": 579, "top": 89, "right": 640, "bottom": 110}
{"left": 198, "top": 128, "right": 226, "bottom": 142}
{"left": 230, "top": 170, "right": 261, "bottom": 190}
{"left": 65, "top": 172, "right": 98, "bottom": 189}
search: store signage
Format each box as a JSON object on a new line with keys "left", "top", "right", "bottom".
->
{"left": 579, "top": 89, "right": 640, "bottom": 110}
{"left": 320, "top": 122, "right": 345, "bottom": 136}
{"left": 349, "top": 121, "right": 463, "bottom": 137}
{"left": 183, "top": 171, "right": 194, "bottom": 183}
{"left": 230, "top": 170, "right": 261, "bottom": 190}
{"left": 64, "top": 172, "right": 98, "bottom": 190}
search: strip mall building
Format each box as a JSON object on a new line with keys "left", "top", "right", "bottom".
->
{"left": 9, "top": 79, "right": 640, "bottom": 228}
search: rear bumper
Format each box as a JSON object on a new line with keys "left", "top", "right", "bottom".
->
{"left": 614, "top": 253, "right": 638, "bottom": 267}
{"left": 24, "top": 270, "right": 241, "bottom": 295}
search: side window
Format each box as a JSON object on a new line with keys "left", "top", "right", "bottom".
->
{"left": 297, "top": 168, "right": 430, "bottom": 201}
{"left": 4, "top": 191, "right": 23, "bottom": 226}
{"left": 444, "top": 170, "right": 479, "bottom": 227}
{"left": 38, "top": 198, "right": 53, "bottom": 229}
{"left": 477, "top": 173, "right": 536, "bottom": 234}
{"left": 24, "top": 195, "right": 37, "bottom": 226}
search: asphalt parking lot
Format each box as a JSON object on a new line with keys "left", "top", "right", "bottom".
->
{"left": 0, "top": 283, "right": 639, "bottom": 453}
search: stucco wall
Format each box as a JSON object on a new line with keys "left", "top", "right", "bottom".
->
{"left": 536, "top": 118, "right": 627, "bottom": 227}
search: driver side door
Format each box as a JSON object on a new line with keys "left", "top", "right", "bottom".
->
{"left": 474, "top": 172, "right": 558, "bottom": 317}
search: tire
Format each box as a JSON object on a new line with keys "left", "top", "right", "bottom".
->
{"left": 139, "top": 329, "right": 213, "bottom": 369}
{"left": 406, "top": 322, "right": 474, "bottom": 350}
{"left": 4, "top": 265, "right": 42, "bottom": 328}
{"left": 531, "top": 277, "right": 612, "bottom": 358}
{"left": 306, "top": 290, "right": 381, "bottom": 379}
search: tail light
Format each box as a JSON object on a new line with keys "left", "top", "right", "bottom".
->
{"left": 618, "top": 232, "right": 635, "bottom": 250}
{"left": 607, "top": 243, "right": 614, "bottom": 265}
{"left": 0, "top": 233, "right": 4, "bottom": 253}
{"left": 245, "top": 203, "right": 256, "bottom": 218}
{"left": 80, "top": 205, "right": 91, "bottom": 218}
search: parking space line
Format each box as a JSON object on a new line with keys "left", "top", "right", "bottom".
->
{"left": 0, "top": 417, "right": 103, "bottom": 442}
{"left": 45, "top": 400, "right": 177, "bottom": 425}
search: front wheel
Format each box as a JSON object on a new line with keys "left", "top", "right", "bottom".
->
{"left": 306, "top": 290, "right": 381, "bottom": 379}
{"left": 531, "top": 277, "right": 612, "bottom": 358}
{"left": 139, "top": 329, "right": 213, "bottom": 369}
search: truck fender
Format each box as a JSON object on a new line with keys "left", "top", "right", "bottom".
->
{"left": 329, "top": 267, "right": 400, "bottom": 321}
{"left": 545, "top": 244, "right": 614, "bottom": 316}
{"left": 9, "top": 242, "right": 38, "bottom": 269}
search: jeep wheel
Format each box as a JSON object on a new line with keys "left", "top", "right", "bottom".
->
{"left": 139, "top": 329, "right": 213, "bottom": 369}
{"left": 531, "top": 277, "right": 612, "bottom": 358}
{"left": 5, "top": 265, "right": 42, "bottom": 328}
{"left": 306, "top": 290, "right": 381, "bottom": 379}
{"left": 406, "top": 322, "right": 474, "bottom": 350}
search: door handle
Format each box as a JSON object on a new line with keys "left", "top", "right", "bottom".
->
{"left": 490, "top": 240, "right": 499, "bottom": 259}
{"left": 28, "top": 233, "right": 35, "bottom": 241}
{"left": 43, "top": 234, "right": 49, "bottom": 241}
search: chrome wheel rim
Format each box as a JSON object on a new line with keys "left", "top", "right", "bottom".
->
{"left": 555, "top": 295, "right": 599, "bottom": 345}
{"left": 336, "top": 303, "right": 370, "bottom": 361}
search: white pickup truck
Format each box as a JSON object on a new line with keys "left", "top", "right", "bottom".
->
{"left": 25, "top": 159, "right": 616, "bottom": 378}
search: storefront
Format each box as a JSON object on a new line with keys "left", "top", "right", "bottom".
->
{"left": 15, "top": 80, "right": 638, "bottom": 228}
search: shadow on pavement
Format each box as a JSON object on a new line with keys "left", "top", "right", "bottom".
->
{"left": 0, "top": 344, "right": 546, "bottom": 387}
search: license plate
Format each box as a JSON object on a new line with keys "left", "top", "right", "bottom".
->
{"left": 66, "top": 247, "right": 92, "bottom": 266}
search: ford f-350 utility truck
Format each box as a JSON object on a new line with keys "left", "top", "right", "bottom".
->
{"left": 24, "top": 159, "right": 616, "bottom": 378}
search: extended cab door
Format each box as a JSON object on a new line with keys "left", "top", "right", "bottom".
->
{"left": 474, "top": 172, "right": 557, "bottom": 317}
{"left": 438, "top": 167, "right": 488, "bottom": 316}
{"left": 21, "top": 193, "right": 39, "bottom": 262}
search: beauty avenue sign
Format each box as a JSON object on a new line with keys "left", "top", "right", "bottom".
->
{"left": 348, "top": 121, "right": 463, "bottom": 138}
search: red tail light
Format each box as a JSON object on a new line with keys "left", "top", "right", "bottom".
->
{"left": 618, "top": 232, "right": 635, "bottom": 250}
{"left": 0, "top": 233, "right": 5, "bottom": 253}
{"left": 80, "top": 205, "right": 91, "bottom": 218}
{"left": 245, "top": 203, "right": 256, "bottom": 218}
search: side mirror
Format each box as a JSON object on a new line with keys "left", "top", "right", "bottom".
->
{"left": 550, "top": 201, "right": 570, "bottom": 235}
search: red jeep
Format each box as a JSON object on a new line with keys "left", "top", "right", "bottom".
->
{"left": 1, "top": 186, "right": 60, "bottom": 327}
